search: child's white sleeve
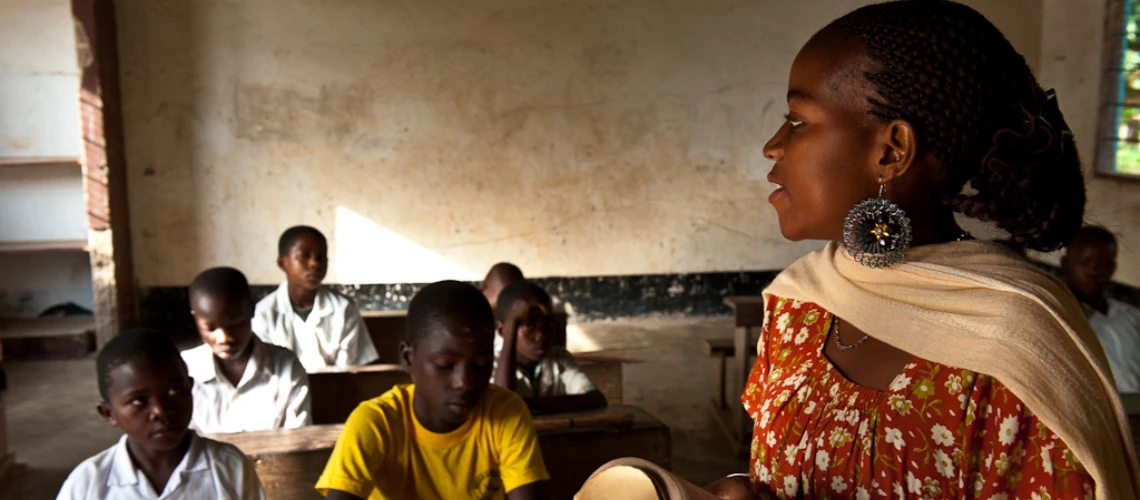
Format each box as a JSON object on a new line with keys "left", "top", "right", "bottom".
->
{"left": 55, "top": 464, "right": 90, "bottom": 500}
{"left": 338, "top": 302, "right": 379, "bottom": 366}
{"left": 238, "top": 454, "right": 266, "bottom": 500}
{"left": 284, "top": 358, "right": 312, "bottom": 428}
{"left": 554, "top": 348, "right": 597, "bottom": 395}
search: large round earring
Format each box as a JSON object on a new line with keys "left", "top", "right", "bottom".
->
{"left": 842, "top": 182, "right": 912, "bottom": 269}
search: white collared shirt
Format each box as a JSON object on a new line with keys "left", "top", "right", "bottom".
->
{"left": 1086, "top": 298, "right": 1140, "bottom": 393}
{"left": 56, "top": 432, "right": 265, "bottom": 500}
{"left": 252, "top": 282, "right": 379, "bottom": 371}
{"left": 492, "top": 334, "right": 596, "bottom": 397}
{"left": 181, "top": 336, "right": 312, "bottom": 434}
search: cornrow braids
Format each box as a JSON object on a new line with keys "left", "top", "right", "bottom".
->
{"left": 827, "top": 0, "right": 1085, "bottom": 252}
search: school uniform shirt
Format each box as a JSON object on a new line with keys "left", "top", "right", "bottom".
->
{"left": 1085, "top": 297, "right": 1140, "bottom": 393}
{"left": 492, "top": 334, "right": 596, "bottom": 397}
{"left": 315, "top": 384, "right": 549, "bottom": 499}
{"left": 252, "top": 282, "right": 379, "bottom": 371}
{"left": 181, "top": 336, "right": 312, "bottom": 434}
{"left": 56, "top": 432, "right": 265, "bottom": 500}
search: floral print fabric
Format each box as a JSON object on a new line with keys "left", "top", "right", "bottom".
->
{"left": 743, "top": 296, "right": 1094, "bottom": 499}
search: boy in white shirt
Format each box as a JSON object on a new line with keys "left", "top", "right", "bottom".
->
{"left": 182, "top": 267, "right": 311, "bottom": 433}
{"left": 1063, "top": 225, "right": 1140, "bottom": 393}
{"left": 492, "top": 281, "right": 607, "bottom": 413}
{"left": 57, "top": 329, "right": 264, "bottom": 500}
{"left": 253, "top": 226, "right": 379, "bottom": 370}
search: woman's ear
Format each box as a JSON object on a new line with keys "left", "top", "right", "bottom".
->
{"left": 876, "top": 118, "right": 918, "bottom": 183}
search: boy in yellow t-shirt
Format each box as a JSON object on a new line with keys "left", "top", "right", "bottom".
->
{"left": 316, "top": 281, "right": 548, "bottom": 500}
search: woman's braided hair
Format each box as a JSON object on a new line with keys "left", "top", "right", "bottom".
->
{"left": 827, "top": 0, "right": 1085, "bottom": 252}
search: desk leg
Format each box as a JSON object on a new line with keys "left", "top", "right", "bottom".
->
{"left": 715, "top": 354, "right": 726, "bottom": 409}
{"left": 732, "top": 326, "right": 751, "bottom": 444}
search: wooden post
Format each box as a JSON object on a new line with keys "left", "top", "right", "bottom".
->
{"left": 71, "top": 0, "right": 137, "bottom": 346}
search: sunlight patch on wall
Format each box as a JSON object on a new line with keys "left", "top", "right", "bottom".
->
{"left": 334, "top": 206, "right": 478, "bottom": 283}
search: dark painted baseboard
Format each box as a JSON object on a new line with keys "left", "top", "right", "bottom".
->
{"left": 138, "top": 264, "right": 1140, "bottom": 336}
{"left": 138, "top": 270, "right": 783, "bottom": 336}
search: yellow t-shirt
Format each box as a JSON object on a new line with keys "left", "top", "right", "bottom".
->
{"left": 315, "top": 384, "right": 549, "bottom": 499}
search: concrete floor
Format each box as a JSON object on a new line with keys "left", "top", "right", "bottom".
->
{"left": 0, "top": 316, "right": 747, "bottom": 498}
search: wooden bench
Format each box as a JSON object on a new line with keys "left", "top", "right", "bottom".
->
{"left": 209, "top": 405, "right": 670, "bottom": 500}
{"left": 307, "top": 359, "right": 626, "bottom": 425}
{"left": 0, "top": 317, "right": 95, "bottom": 360}
{"left": 705, "top": 338, "right": 757, "bottom": 410}
{"left": 362, "top": 310, "right": 570, "bottom": 364}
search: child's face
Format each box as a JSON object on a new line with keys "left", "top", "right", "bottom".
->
{"left": 191, "top": 292, "right": 255, "bottom": 361}
{"left": 277, "top": 234, "right": 328, "bottom": 291}
{"left": 512, "top": 301, "right": 550, "bottom": 367}
{"left": 1063, "top": 239, "right": 1116, "bottom": 297}
{"left": 97, "top": 357, "right": 194, "bottom": 453}
{"left": 401, "top": 319, "right": 494, "bottom": 432}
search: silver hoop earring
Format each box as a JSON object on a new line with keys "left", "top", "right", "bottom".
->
{"left": 842, "top": 183, "right": 912, "bottom": 269}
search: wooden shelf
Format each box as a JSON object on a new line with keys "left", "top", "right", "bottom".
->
{"left": 0, "top": 240, "right": 87, "bottom": 253}
{"left": 0, "top": 157, "right": 80, "bottom": 168}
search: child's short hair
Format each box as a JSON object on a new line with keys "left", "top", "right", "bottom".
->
{"left": 1070, "top": 226, "right": 1118, "bottom": 257}
{"left": 406, "top": 281, "right": 494, "bottom": 347}
{"left": 96, "top": 329, "right": 184, "bottom": 401}
{"left": 277, "top": 226, "right": 327, "bottom": 256}
{"left": 189, "top": 267, "right": 252, "bottom": 304}
{"left": 495, "top": 281, "right": 553, "bottom": 324}
{"left": 486, "top": 262, "right": 524, "bottom": 283}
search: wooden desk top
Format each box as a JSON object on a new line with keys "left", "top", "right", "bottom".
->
{"left": 0, "top": 317, "right": 95, "bottom": 339}
{"left": 208, "top": 405, "right": 663, "bottom": 457}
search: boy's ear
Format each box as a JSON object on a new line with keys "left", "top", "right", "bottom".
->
{"left": 96, "top": 402, "right": 117, "bottom": 426}
{"left": 276, "top": 255, "right": 287, "bottom": 272}
{"left": 398, "top": 341, "right": 413, "bottom": 371}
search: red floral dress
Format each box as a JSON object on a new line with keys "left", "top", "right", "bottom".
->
{"left": 743, "top": 296, "right": 1094, "bottom": 499}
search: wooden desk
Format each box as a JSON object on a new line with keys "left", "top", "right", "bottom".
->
{"left": 210, "top": 405, "right": 669, "bottom": 500}
{"left": 307, "top": 360, "right": 625, "bottom": 425}
{"left": 711, "top": 296, "right": 765, "bottom": 454}
{"left": 0, "top": 317, "right": 95, "bottom": 360}
{"left": 307, "top": 364, "right": 411, "bottom": 425}
{"left": 362, "top": 310, "right": 569, "bottom": 364}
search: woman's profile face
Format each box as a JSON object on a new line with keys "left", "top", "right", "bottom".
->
{"left": 763, "top": 37, "right": 886, "bottom": 243}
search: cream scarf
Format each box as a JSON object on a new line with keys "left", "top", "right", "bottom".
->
{"left": 762, "top": 240, "right": 1139, "bottom": 498}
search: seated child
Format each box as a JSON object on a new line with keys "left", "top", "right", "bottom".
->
{"left": 316, "top": 281, "right": 548, "bottom": 500}
{"left": 1063, "top": 225, "right": 1140, "bottom": 392}
{"left": 492, "top": 281, "right": 607, "bottom": 413}
{"left": 57, "top": 329, "right": 264, "bottom": 499}
{"left": 479, "top": 262, "right": 524, "bottom": 316}
{"left": 182, "top": 267, "right": 311, "bottom": 433}
{"left": 253, "top": 225, "right": 379, "bottom": 370}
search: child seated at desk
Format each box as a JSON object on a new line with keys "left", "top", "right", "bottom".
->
{"left": 253, "top": 225, "right": 379, "bottom": 370}
{"left": 316, "top": 281, "right": 548, "bottom": 500}
{"left": 182, "top": 267, "right": 311, "bottom": 433}
{"left": 1063, "top": 225, "right": 1140, "bottom": 393}
{"left": 493, "top": 281, "right": 607, "bottom": 413}
{"left": 57, "top": 329, "right": 264, "bottom": 499}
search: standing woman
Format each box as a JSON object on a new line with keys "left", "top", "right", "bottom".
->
{"left": 720, "top": 1, "right": 1139, "bottom": 498}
